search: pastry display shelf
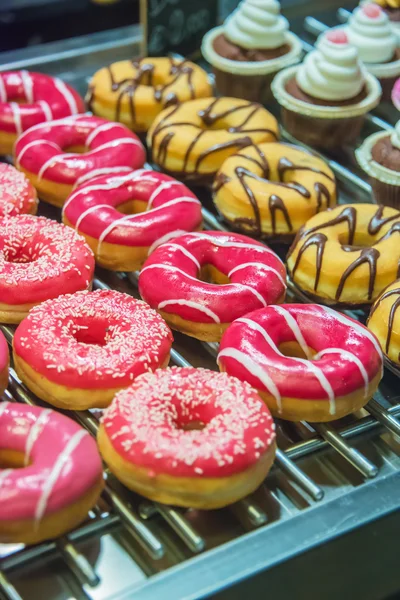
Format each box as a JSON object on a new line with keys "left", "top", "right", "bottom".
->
{"left": 0, "top": 20, "right": 400, "bottom": 600}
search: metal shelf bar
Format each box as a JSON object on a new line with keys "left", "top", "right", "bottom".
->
{"left": 56, "top": 537, "right": 100, "bottom": 588}
{"left": 366, "top": 399, "right": 400, "bottom": 439}
{"left": 274, "top": 449, "right": 324, "bottom": 501}
{"left": 0, "top": 572, "right": 22, "bottom": 600}
{"left": 154, "top": 505, "right": 205, "bottom": 553}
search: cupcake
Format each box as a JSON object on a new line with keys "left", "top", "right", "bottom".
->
{"left": 361, "top": 0, "right": 400, "bottom": 42}
{"left": 271, "top": 29, "right": 382, "bottom": 149}
{"left": 356, "top": 120, "right": 400, "bottom": 207}
{"left": 346, "top": 4, "right": 400, "bottom": 101}
{"left": 201, "top": 0, "right": 302, "bottom": 104}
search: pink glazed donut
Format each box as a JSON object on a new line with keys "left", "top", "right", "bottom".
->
{"left": 0, "top": 214, "right": 95, "bottom": 324}
{"left": 0, "top": 71, "right": 84, "bottom": 155}
{"left": 62, "top": 169, "right": 203, "bottom": 271}
{"left": 0, "top": 402, "right": 103, "bottom": 544}
{"left": 0, "top": 163, "right": 38, "bottom": 217}
{"left": 139, "top": 231, "right": 287, "bottom": 341}
{"left": 98, "top": 367, "right": 276, "bottom": 508}
{"left": 218, "top": 304, "right": 383, "bottom": 422}
{"left": 14, "top": 115, "right": 146, "bottom": 207}
{"left": 13, "top": 289, "right": 173, "bottom": 410}
{"left": 0, "top": 331, "right": 9, "bottom": 396}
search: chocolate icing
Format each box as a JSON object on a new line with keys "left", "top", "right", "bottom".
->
{"left": 368, "top": 205, "right": 400, "bottom": 235}
{"left": 370, "top": 286, "right": 400, "bottom": 353}
{"left": 285, "top": 77, "right": 368, "bottom": 107}
{"left": 212, "top": 33, "right": 291, "bottom": 62}
{"left": 371, "top": 135, "right": 400, "bottom": 173}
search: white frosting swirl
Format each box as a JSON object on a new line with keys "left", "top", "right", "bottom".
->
{"left": 296, "top": 33, "right": 365, "bottom": 101}
{"left": 391, "top": 120, "right": 400, "bottom": 149}
{"left": 223, "top": 0, "right": 289, "bottom": 50}
{"left": 347, "top": 6, "right": 397, "bottom": 64}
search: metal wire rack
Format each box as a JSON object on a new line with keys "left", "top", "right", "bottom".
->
{"left": 0, "top": 13, "right": 400, "bottom": 600}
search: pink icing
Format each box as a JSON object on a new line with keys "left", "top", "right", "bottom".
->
{"left": 326, "top": 29, "right": 349, "bottom": 44}
{"left": 392, "top": 77, "right": 400, "bottom": 110}
{"left": 138, "top": 231, "right": 286, "bottom": 324}
{"left": 62, "top": 169, "right": 202, "bottom": 248}
{"left": 0, "top": 164, "right": 37, "bottom": 216}
{"left": 14, "top": 289, "right": 173, "bottom": 390}
{"left": 218, "top": 304, "right": 383, "bottom": 414}
{"left": 101, "top": 367, "right": 276, "bottom": 478}
{"left": 14, "top": 115, "right": 146, "bottom": 185}
{"left": 0, "top": 402, "right": 102, "bottom": 522}
{"left": 362, "top": 4, "right": 382, "bottom": 18}
{"left": 0, "top": 215, "right": 94, "bottom": 306}
{"left": 0, "top": 71, "right": 84, "bottom": 136}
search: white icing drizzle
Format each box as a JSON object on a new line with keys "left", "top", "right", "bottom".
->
{"left": 147, "top": 230, "right": 189, "bottom": 255}
{"left": 24, "top": 409, "right": 52, "bottom": 466}
{"left": 16, "top": 140, "right": 61, "bottom": 168}
{"left": 10, "top": 102, "right": 22, "bottom": 135}
{"left": 0, "top": 469, "right": 12, "bottom": 489}
{"left": 228, "top": 262, "right": 286, "bottom": 288}
{"left": 21, "top": 70, "right": 34, "bottom": 104}
{"left": 158, "top": 299, "right": 221, "bottom": 323}
{"left": 314, "top": 348, "right": 369, "bottom": 397}
{"left": 161, "top": 243, "right": 201, "bottom": 269}
{"left": 188, "top": 233, "right": 285, "bottom": 265}
{"left": 86, "top": 122, "right": 125, "bottom": 147}
{"left": 218, "top": 347, "right": 282, "bottom": 412}
{"left": 0, "top": 76, "right": 6, "bottom": 103}
{"left": 0, "top": 402, "right": 9, "bottom": 418}
{"left": 271, "top": 305, "right": 311, "bottom": 359}
{"left": 38, "top": 100, "right": 53, "bottom": 121}
{"left": 73, "top": 166, "right": 132, "bottom": 189}
{"left": 88, "top": 138, "right": 143, "bottom": 153}
{"left": 74, "top": 204, "right": 112, "bottom": 231}
{"left": 35, "top": 429, "right": 88, "bottom": 524}
{"left": 237, "top": 284, "right": 267, "bottom": 306}
{"left": 54, "top": 78, "right": 79, "bottom": 114}
{"left": 37, "top": 153, "right": 75, "bottom": 181}
{"left": 147, "top": 180, "right": 184, "bottom": 210}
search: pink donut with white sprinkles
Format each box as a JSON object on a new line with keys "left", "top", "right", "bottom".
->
{"left": 14, "top": 115, "right": 146, "bottom": 207}
{"left": 139, "top": 230, "right": 287, "bottom": 342}
{"left": 13, "top": 289, "right": 173, "bottom": 410}
{"left": 62, "top": 169, "right": 203, "bottom": 271}
{"left": 98, "top": 367, "right": 276, "bottom": 508}
{"left": 0, "top": 402, "right": 103, "bottom": 544}
{"left": 218, "top": 304, "right": 383, "bottom": 422}
{"left": 0, "top": 71, "right": 84, "bottom": 156}
{"left": 0, "top": 163, "right": 38, "bottom": 217}
{"left": 0, "top": 214, "right": 94, "bottom": 324}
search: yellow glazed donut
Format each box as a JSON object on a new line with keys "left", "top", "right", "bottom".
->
{"left": 368, "top": 280, "right": 400, "bottom": 365}
{"left": 287, "top": 204, "right": 400, "bottom": 306}
{"left": 147, "top": 97, "right": 279, "bottom": 184}
{"left": 87, "top": 58, "right": 213, "bottom": 133}
{"left": 213, "top": 142, "right": 337, "bottom": 241}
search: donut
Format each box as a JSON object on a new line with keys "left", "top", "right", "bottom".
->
{"left": 368, "top": 280, "right": 400, "bottom": 366}
{"left": 0, "top": 332, "right": 9, "bottom": 397}
{"left": 62, "top": 169, "right": 203, "bottom": 271}
{"left": 218, "top": 304, "right": 383, "bottom": 422}
{"left": 287, "top": 204, "right": 400, "bottom": 306}
{"left": 0, "top": 163, "right": 38, "bottom": 217}
{"left": 13, "top": 289, "right": 173, "bottom": 410}
{"left": 147, "top": 97, "right": 279, "bottom": 184}
{"left": 138, "top": 231, "right": 286, "bottom": 342}
{"left": 87, "top": 58, "right": 213, "bottom": 133}
{"left": 98, "top": 367, "right": 276, "bottom": 509}
{"left": 0, "top": 402, "right": 103, "bottom": 544}
{"left": 0, "top": 71, "right": 84, "bottom": 155}
{"left": 0, "top": 215, "right": 94, "bottom": 324}
{"left": 213, "top": 142, "right": 337, "bottom": 241}
{"left": 14, "top": 115, "right": 146, "bottom": 207}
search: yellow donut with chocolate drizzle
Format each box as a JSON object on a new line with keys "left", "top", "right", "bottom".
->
{"left": 213, "top": 142, "right": 337, "bottom": 241}
{"left": 368, "top": 280, "right": 400, "bottom": 366}
{"left": 287, "top": 204, "right": 400, "bottom": 306}
{"left": 147, "top": 97, "right": 279, "bottom": 184}
{"left": 87, "top": 58, "right": 213, "bottom": 133}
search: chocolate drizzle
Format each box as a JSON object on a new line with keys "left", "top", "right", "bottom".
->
{"left": 368, "top": 205, "right": 400, "bottom": 235}
{"left": 337, "top": 247, "right": 380, "bottom": 301}
{"left": 370, "top": 287, "right": 400, "bottom": 354}
{"left": 291, "top": 233, "right": 328, "bottom": 290}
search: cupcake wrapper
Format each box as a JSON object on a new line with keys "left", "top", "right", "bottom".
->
{"left": 371, "top": 177, "right": 400, "bottom": 208}
{"left": 212, "top": 68, "right": 276, "bottom": 103}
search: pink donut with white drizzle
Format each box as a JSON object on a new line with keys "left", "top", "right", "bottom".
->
{"left": 98, "top": 367, "right": 276, "bottom": 508}
{"left": 218, "top": 304, "right": 383, "bottom": 422}
{"left": 0, "top": 71, "right": 84, "bottom": 156}
{"left": 0, "top": 214, "right": 94, "bottom": 324}
{"left": 62, "top": 169, "right": 203, "bottom": 271}
{"left": 0, "top": 402, "right": 103, "bottom": 544}
{"left": 138, "top": 230, "right": 287, "bottom": 342}
{"left": 13, "top": 289, "right": 173, "bottom": 410}
{"left": 14, "top": 115, "right": 146, "bottom": 207}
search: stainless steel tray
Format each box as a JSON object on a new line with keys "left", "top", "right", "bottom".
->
{"left": 0, "top": 12, "right": 400, "bottom": 600}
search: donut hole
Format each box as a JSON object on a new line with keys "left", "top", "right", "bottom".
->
{"left": 338, "top": 232, "right": 374, "bottom": 249}
{"left": 279, "top": 341, "right": 316, "bottom": 360}
{"left": 178, "top": 420, "right": 206, "bottom": 431}
{"left": 71, "top": 323, "right": 109, "bottom": 346}
{"left": 0, "top": 449, "right": 28, "bottom": 468}
{"left": 116, "top": 199, "right": 147, "bottom": 215}
{"left": 63, "top": 145, "right": 88, "bottom": 154}
{"left": 2, "top": 245, "right": 38, "bottom": 264}
{"left": 199, "top": 264, "right": 229, "bottom": 285}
